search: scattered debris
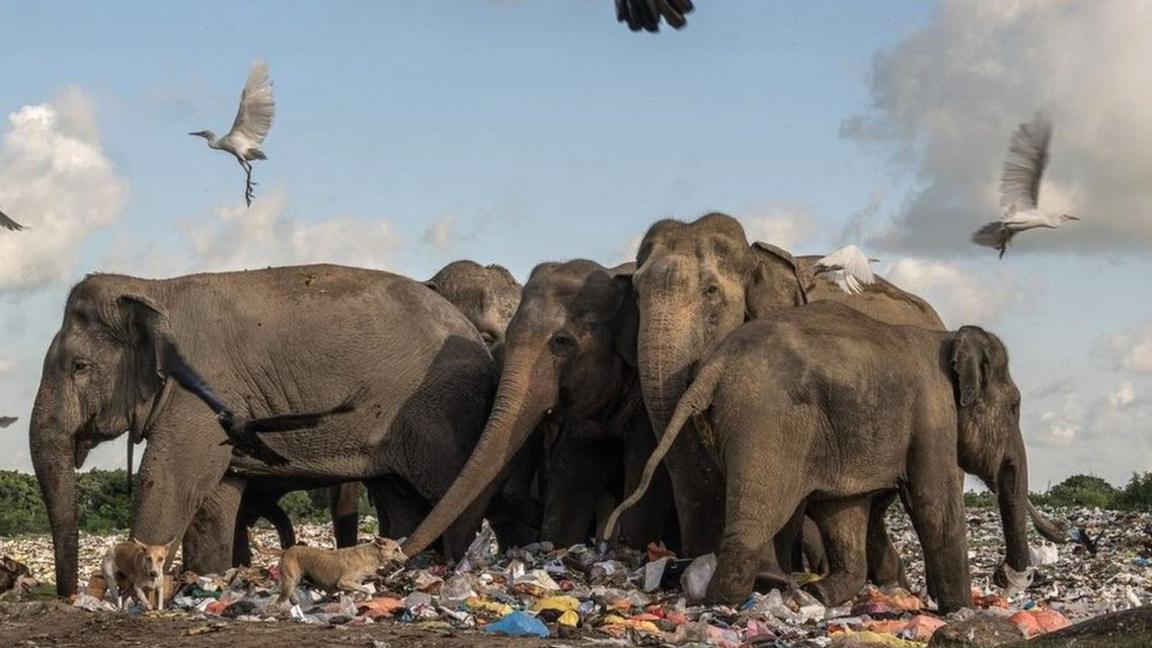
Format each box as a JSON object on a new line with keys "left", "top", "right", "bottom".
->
{"left": 2, "top": 505, "right": 1151, "bottom": 645}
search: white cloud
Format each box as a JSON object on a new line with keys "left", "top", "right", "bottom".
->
{"left": 1110, "top": 381, "right": 1136, "bottom": 408}
{"left": 740, "top": 206, "right": 817, "bottom": 251}
{"left": 882, "top": 257, "right": 1023, "bottom": 326}
{"left": 186, "top": 192, "right": 401, "bottom": 273}
{"left": 0, "top": 88, "right": 129, "bottom": 292}
{"left": 1108, "top": 323, "right": 1152, "bottom": 374}
{"left": 0, "top": 358, "right": 15, "bottom": 376}
{"left": 421, "top": 215, "right": 457, "bottom": 257}
{"left": 844, "top": 0, "right": 1152, "bottom": 254}
{"left": 615, "top": 234, "right": 643, "bottom": 264}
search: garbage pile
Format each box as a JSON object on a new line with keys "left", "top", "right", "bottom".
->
{"left": 4, "top": 505, "right": 1152, "bottom": 645}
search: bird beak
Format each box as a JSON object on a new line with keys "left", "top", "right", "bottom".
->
{"left": 1066, "top": 215, "right": 1081, "bottom": 221}
{"left": 188, "top": 132, "right": 201, "bottom": 137}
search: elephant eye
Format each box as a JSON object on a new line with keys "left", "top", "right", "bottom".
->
{"left": 479, "top": 331, "right": 497, "bottom": 346}
{"left": 704, "top": 285, "right": 720, "bottom": 296}
{"left": 72, "top": 359, "right": 93, "bottom": 374}
{"left": 549, "top": 332, "right": 577, "bottom": 357}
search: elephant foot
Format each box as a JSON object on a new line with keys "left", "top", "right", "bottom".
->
{"left": 752, "top": 566, "right": 794, "bottom": 594}
{"left": 801, "top": 573, "right": 866, "bottom": 608}
{"left": 704, "top": 546, "right": 759, "bottom": 605}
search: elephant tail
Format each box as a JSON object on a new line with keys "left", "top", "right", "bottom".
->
{"left": 599, "top": 361, "right": 724, "bottom": 544}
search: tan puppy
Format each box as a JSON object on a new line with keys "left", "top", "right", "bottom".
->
{"left": 268, "top": 536, "right": 405, "bottom": 604}
{"left": 101, "top": 538, "right": 174, "bottom": 610}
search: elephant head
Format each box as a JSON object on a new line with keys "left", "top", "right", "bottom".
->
{"left": 30, "top": 275, "right": 176, "bottom": 595}
{"left": 402, "top": 260, "right": 637, "bottom": 555}
{"left": 424, "top": 260, "right": 522, "bottom": 362}
{"left": 631, "top": 213, "right": 807, "bottom": 435}
{"left": 951, "top": 326, "right": 1032, "bottom": 576}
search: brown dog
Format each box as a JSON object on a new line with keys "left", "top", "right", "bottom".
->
{"left": 0, "top": 555, "right": 34, "bottom": 602}
{"left": 266, "top": 536, "right": 405, "bottom": 604}
{"left": 100, "top": 539, "right": 174, "bottom": 610}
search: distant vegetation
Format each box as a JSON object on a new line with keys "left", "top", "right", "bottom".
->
{"left": 0, "top": 469, "right": 1147, "bottom": 537}
{"left": 0, "top": 470, "right": 369, "bottom": 537}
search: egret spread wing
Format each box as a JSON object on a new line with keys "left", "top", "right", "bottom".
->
{"left": 616, "top": 0, "right": 693, "bottom": 32}
{"left": 228, "top": 60, "right": 275, "bottom": 145}
{"left": 817, "top": 245, "right": 875, "bottom": 293}
{"left": 0, "top": 209, "right": 23, "bottom": 231}
{"left": 999, "top": 113, "right": 1051, "bottom": 216}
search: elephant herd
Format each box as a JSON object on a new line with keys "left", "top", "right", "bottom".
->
{"left": 30, "top": 212, "right": 1065, "bottom": 612}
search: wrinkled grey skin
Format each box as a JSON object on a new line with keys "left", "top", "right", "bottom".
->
{"left": 615, "top": 302, "right": 1033, "bottom": 612}
{"left": 631, "top": 212, "right": 948, "bottom": 558}
{"left": 402, "top": 260, "right": 675, "bottom": 555}
{"left": 30, "top": 265, "right": 497, "bottom": 595}
{"left": 231, "top": 260, "right": 529, "bottom": 563}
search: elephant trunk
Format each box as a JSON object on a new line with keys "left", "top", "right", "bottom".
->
{"left": 30, "top": 395, "right": 80, "bottom": 597}
{"left": 402, "top": 346, "right": 556, "bottom": 556}
{"left": 637, "top": 297, "right": 697, "bottom": 436}
{"left": 997, "top": 437, "right": 1032, "bottom": 572}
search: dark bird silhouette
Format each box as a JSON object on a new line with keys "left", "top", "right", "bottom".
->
{"left": 0, "top": 209, "right": 23, "bottom": 232}
{"left": 161, "top": 341, "right": 355, "bottom": 465}
{"left": 617, "top": 0, "right": 693, "bottom": 32}
{"left": 0, "top": 416, "right": 17, "bottom": 429}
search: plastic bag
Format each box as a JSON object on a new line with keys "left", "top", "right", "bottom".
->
{"left": 482, "top": 611, "right": 550, "bottom": 637}
{"left": 680, "top": 553, "right": 716, "bottom": 601}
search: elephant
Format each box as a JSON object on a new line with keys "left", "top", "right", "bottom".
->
{"left": 627, "top": 211, "right": 1068, "bottom": 577}
{"left": 608, "top": 301, "right": 1036, "bottom": 612}
{"left": 401, "top": 259, "right": 676, "bottom": 556}
{"left": 231, "top": 259, "right": 528, "bottom": 564}
{"left": 30, "top": 264, "right": 497, "bottom": 595}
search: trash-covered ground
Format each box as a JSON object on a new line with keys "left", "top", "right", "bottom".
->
{"left": 3, "top": 506, "right": 1152, "bottom": 647}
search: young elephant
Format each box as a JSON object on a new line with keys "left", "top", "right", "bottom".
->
{"left": 608, "top": 301, "right": 1035, "bottom": 612}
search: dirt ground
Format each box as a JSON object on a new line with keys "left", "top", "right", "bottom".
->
{"left": 0, "top": 601, "right": 559, "bottom": 648}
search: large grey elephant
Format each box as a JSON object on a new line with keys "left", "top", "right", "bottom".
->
{"left": 610, "top": 301, "right": 1034, "bottom": 612}
{"left": 30, "top": 264, "right": 497, "bottom": 595}
{"left": 232, "top": 259, "right": 528, "bottom": 563}
{"left": 628, "top": 212, "right": 1067, "bottom": 565}
{"left": 402, "top": 260, "right": 676, "bottom": 555}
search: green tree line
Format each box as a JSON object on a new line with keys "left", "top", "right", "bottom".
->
{"left": 2, "top": 469, "right": 1148, "bottom": 537}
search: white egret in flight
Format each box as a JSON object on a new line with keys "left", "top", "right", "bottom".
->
{"left": 190, "top": 60, "right": 276, "bottom": 207}
{"left": 0, "top": 209, "right": 23, "bottom": 231}
{"left": 813, "top": 245, "right": 878, "bottom": 295}
{"left": 617, "top": 0, "right": 693, "bottom": 32}
{"left": 972, "top": 113, "right": 1079, "bottom": 258}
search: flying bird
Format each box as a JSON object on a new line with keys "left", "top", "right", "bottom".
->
{"left": 0, "top": 416, "right": 17, "bottom": 429}
{"left": 813, "top": 245, "right": 878, "bottom": 295}
{"left": 161, "top": 340, "right": 355, "bottom": 466}
{"left": 0, "top": 209, "right": 23, "bottom": 232}
{"left": 972, "top": 113, "right": 1079, "bottom": 258}
{"left": 617, "top": 0, "right": 693, "bottom": 32}
{"left": 189, "top": 59, "right": 276, "bottom": 207}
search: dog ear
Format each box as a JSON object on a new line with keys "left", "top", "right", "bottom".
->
{"left": 131, "top": 537, "right": 146, "bottom": 548}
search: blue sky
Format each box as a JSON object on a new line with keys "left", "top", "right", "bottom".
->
{"left": 1, "top": 1, "right": 1150, "bottom": 488}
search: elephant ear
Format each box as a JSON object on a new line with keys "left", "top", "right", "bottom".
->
{"left": 952, "top": 325, "right": 990, "bottom": 408}
{"left": 115, "top": 295, "right": 174, "bottom": 438}
{"left": 745, "top": 241, "right": 807, "bottom": 319}
{"left": 611, "top": 270, "right": 639, "bottom": 367}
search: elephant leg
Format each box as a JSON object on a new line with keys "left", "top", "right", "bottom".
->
{"left": 866, "top": 491, "right": 908, "bottom": 589}
{"left": 618, "top": 420, "right": 676, "bottom": 550}
{"left": 754, "top": 506, "right": 805, "bottom": 593}
{"left": 906, "top": 451, "right": 969, "bottom": 613}
{"left": 366, "top": 477, "right": 429, "bottom": 543}
{"left": 542, "top": 429, "right": 615, "bottom": 547}
{"left": 802, "top": 497, "right": 870, "bottom": 607}
{"left": 183, "top": 475, "right": 245, "bottom": 575}
{"left": 264, "top": 502, "right": 295, "bottom": 549}
{"left": 663, "top": 427, "right": 726, "bottom": 557}
{"left": 801, "top": 514, "right": 829, "bottom": 576}
{"left": 706, "top": 437, "right": 800, "bottom": 605}
{"left": 231, "top": 491, "right": 262, "bottom": 567}
{"left": 487, "top": 434, "right": 544, "bottom": 550}
{"left": 329, "top": 482, "right": 361, "bottom": 548}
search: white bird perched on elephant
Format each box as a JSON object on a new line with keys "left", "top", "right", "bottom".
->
{"left": 189, "top": 59, "right": 276, "bottom": 207}
{"left": 812, "top": 245, "right": 878, "bottom": 295}
{"left": 1, "top": 209, "right": 23, "bottom": 232}
{"left": 972, "top": 113, "right": 1079, "bottom": 258}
